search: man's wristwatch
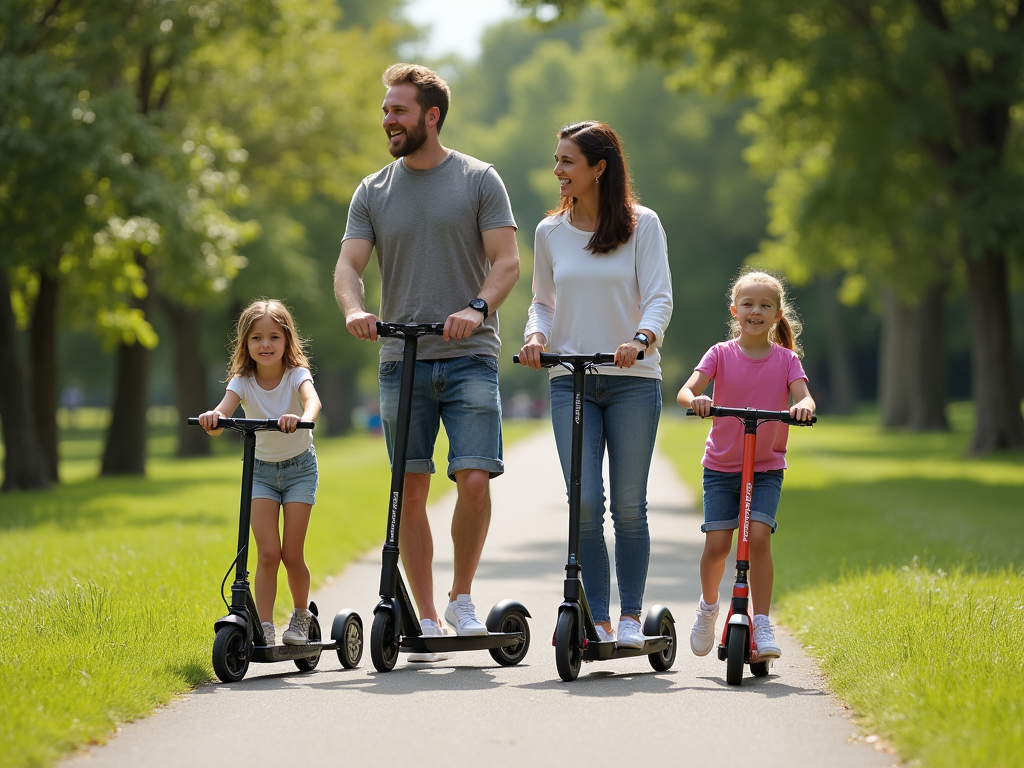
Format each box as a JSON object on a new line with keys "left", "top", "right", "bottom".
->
{"left": 469, "top": 297, "right": 489, "bottom": 320}
{"left": 633, "top": 332, "right": 651, "bottom": 349}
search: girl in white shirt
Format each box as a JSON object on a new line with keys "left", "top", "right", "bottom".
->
{"left": 520, "top": 121, "right": 673, "bottom": 648}
{"left": 199, "top": 299, "right": 322, "bottom": 646}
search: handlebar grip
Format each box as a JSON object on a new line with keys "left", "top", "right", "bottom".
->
{"left": 187, "top": 417, "right": 200, "bottom": 425}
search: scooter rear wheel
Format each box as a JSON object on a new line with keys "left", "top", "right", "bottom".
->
{"left": 370, "top": 610, "right": 399, "bottom": 672}
{"left": 212, "top": 625, "right": 251, "bottom": 683}
{"left": 334, "top": 611, "right": 363, "bottom": 669}
{"left": 643, "top": 605, "right": 677, "bottom": 672}
{"left": 751, "top": 659, "right": 771, "bottom": 677}
{"left": 725, "top": 624, "right": 746, "bottom": 686}
{"left": 554, "top": 609, "right": 582, "bottom": 682}
{"left": 487, "top": 608, "right": 531, "bottom": 666}
{"left": 293, "top": 616, "right": 323, "bottom": 672}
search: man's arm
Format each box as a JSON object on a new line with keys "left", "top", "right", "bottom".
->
{"left": 334, "top": 238, "right": 378, "bottom": 340}
{"left": 443, "top": 226, "right": 520, "bottom": 341}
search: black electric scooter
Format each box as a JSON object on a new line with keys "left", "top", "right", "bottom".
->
{"left": 368, "top": 321, "right": 532, "bottom": 672}
{"left": 188, "top": 417, "right": 363, "bottom": 682}
{"left": 514, "top": 351, "right": 677, "bottom": 682}
{"left": 685, "top": 406, "right": 815, "bottom": 685}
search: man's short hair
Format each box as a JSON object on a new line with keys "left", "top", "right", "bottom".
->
{"left": 382, "top": 63, "right": 451, "bottom": 133}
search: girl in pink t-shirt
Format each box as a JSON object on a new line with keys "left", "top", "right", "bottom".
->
{"left": 676, "top": 271, "right": 815, "bottom": 661}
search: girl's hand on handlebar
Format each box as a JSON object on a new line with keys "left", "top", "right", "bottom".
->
{"left": 198, "top": 410, "right": 225, "bottom": 435}
{"left": 518, "top": 334, "right": 547, "bottom": 369}
{"left": 278, "top": 414, "right": 300, "bottom": 433}
{"left": 614, "top": 340, "right": 644, "bottom": 368}
{"left": 790, "top": 401, "right": 814, "bottom": 422}
{"left": 690, "top": 395, "right": 713, "bottom": 418}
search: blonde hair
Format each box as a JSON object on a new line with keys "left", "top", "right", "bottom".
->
{"left": 226, "top": 299, "right": 310, "bottom": 380}
{"left": 728, "top": 270, "right": 804, "bottom": 357}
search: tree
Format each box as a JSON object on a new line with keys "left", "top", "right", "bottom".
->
{"left": 529, "top": 0, "right": 1024, "bottom": 452}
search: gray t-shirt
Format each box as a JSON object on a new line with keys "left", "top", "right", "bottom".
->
{"left": 343, "top": 150, "right": 517, "bottom": 361}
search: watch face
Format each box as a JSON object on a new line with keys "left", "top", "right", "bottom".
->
{"left": 470, "top": 299, "right": 487, "bottom": 313}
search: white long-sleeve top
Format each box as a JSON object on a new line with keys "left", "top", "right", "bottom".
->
{"left": 525, "top": 205, "right": 673, "bottom": 379}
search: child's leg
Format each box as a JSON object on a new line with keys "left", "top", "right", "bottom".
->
{"left": 748, "top": 521, "right": 774, "bottom": 616}
{"left": 250, "top": 498, "right": 283, "bottom": 623}
{"left": 280, "top": 501, "right": 312, "bottom": 611}
{"left": 699, "top": 529, "right": 734, "bottom": 605}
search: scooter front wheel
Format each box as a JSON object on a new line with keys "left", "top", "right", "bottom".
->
{"left": 370, "top": 610, "right": 400, "bottom": 672}
{"left": 293, "top": 616, "right": 323, "bottom": 672}
{"left": 643, "top": 605, "right": 677, "bottom": 672}
{"left": 212, "top": 625, "right": 251, "bottom": 683}
{"left": 725, "top": 624, "right": 746, "bottom": 686}
{"left": 554, "top": 609, "right": 582, "bottom": 682}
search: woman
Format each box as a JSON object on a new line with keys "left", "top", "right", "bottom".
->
{"left": 519, "top": 121, "right": 673, "bottom": 647}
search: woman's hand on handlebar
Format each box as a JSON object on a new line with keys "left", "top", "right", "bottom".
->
{"left": 689, "top": 395, "right": 714, "bottom": 418}
{"left": 614, "top": 339, "right": 645, "bottom": 369}
{"left": 198, "top": 410, "right": 225, "bottom": 435}
{"left": 518, "top": 333, "right": 547, "bottom": 370}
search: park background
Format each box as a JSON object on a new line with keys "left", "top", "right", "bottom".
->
{"left": 2, "top": 1, "right": 1023, "bottom": 767}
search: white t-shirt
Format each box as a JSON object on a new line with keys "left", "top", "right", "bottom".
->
{"left": 226, "top": 367, "right": 314, "bottom": 461}
{"left": 525, "top": 205, "right": 673, "bottom": 379}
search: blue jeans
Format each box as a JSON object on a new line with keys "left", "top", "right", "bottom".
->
{"left": 550, "top": 374, "right": 661, "bottom": 622}
{"left": 379, "top": 354, "right": 504, "bottom": 480}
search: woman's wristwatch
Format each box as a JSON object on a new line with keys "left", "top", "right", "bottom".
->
{"left": 633, "top": 332, "right": 651, "bottom": 349}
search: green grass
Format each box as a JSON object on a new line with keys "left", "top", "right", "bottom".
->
{"left": 0, "top": 414, "right": 541, "bottom": 768}
{"left": 658, "top": 403, "right": 1024, "bottom": 768}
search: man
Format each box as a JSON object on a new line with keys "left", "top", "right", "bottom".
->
{"left": 334, "top": 63, "right": 519, "bottom": 657}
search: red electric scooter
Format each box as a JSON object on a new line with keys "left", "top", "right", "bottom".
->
{"left": 686, "top": 406, "right": 815, "bottom": 685}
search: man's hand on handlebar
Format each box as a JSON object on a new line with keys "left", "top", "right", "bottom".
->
{"left": 346, "top": 311, "right": 379, "bottom": 340}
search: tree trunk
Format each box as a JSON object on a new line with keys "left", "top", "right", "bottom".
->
{"left": 0, "top": 268, "right": 51, "bottom": 491}
{"left": 878, "top": 287, "right": 912, "bottom": 428}
{"left": 818, "top": 275, "right": 858, "bottom": 415}
{"left": 100, "top": 262, "right": 154, "bottom": 476}
{"left": 317, "top": 367, "right": 357, "bottom": 436}
{"left": 163, "top": 298, "right": 212, "bottom": 458}
{"left": 29, "top": 266, "right": 61, "bottom": 481}
{"left": 963, "top": 251, "right": 1024, "bottom": 453}
{"left": 906, "top": 279, "right": 950, "bottom": 432}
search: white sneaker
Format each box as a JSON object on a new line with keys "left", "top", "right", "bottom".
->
{"left": 752, "top": 615, "right": 781, "bottom": 659}
{"left": 616, "top": 617, "right": 645, "bottom": 649}
{"left": 282, "top": 608, "right": 312, "bottom": 645}
{"left": 444, "top": 594, "right": 488, "bottom": 636}
{"left": 595, "top": 625, "right": 615, "bottom": 643}
{"left": 690, "top": 600, "right": 719, "bottom": 656}
{"left": 408, "top": 619, "right": 451, "bottom": 663}
{"left": 260, "top": 621, "right": 276, "bottom": 647}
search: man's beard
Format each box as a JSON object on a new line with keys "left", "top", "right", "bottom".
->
{"left": 388, "top": 114, "right": 428, "bottom": 158}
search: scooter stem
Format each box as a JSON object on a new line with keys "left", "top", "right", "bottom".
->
{"left": 565, "top": 363, "right": 586, "bottom": 579}
{"left": 736, "top": 425, "right": 757, "bottom": 566}
{"left": 232, "top": 428, "right": 258, "bottom": 609}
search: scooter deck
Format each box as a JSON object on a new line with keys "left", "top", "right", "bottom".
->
{"left": 252, "top": 640, "right": 336, "bottom": 663}
{"left": 582, "top": 635, "right": 673, "bottom": 661}
{"left": 401, "top": 631, "right": 525, "bottom": 654}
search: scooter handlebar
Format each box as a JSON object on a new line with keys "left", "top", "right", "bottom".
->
{"left": 187, "top": 417, "right": 315, "bottom": 431}
{"left": 376, "top": 321, "right": 446, "bottom": 338}
{"left": 684, "top": 407, "right": 815, "bottom": 426}
{"left": 513, "top": 351, "right": 643, "bottom": 367}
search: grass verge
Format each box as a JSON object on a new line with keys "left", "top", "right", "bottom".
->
{"left": 658, "top": 403, "right": 1024, "bottom": 768}
{"left": 0, "top": 416, "right": 541, "bottom": 768}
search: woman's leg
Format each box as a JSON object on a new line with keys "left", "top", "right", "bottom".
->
{"left": 603, "top": 376, "right": 659, "bottom": 621}
{"left": 250, "top": 498, "right": 283, "bottom": 622}
{"left": 280, "top": 501, "right": 313, "bottom": 612}
{"left": 550, "top": 376, "right": 612, "bottom": 628}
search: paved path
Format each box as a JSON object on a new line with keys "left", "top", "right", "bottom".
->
{"left": 65, "top": 428, "right": 894, "bottom": 767}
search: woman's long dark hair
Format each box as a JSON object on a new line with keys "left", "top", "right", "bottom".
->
{"left": 550, "top": 121, "right": 637, "bottom": 254}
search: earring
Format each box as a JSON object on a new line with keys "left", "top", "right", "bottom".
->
{"left": 595, "top": 176, "right": 600, "bottom": 184}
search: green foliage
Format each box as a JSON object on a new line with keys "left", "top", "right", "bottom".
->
{"left": 659, "top": 405, "right": 1024, "bottom": 765}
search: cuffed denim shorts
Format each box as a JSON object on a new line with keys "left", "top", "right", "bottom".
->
{"left": 252, "top": 446, "right": 318, "bottom": 506}
{"left": 701, "top": 467, "right": 784, "bottom": 533}
{"left": 379, "top": 354, "right": 503, "bottom": 480}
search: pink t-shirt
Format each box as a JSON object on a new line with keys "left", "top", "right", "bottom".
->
{"left": 695, "top": 340, "right": 808, "bottom": 472}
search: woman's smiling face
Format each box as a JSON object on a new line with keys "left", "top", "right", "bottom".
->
{"left": 553, "top": 137, "right": 601, "bottom": 202}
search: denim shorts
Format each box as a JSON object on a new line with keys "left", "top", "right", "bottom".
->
{"left": 379, "top": 354, "right": 503, "bottom": 480}
{"left": 252, "top": 446, "right": 318, "bottom": 506}
{"left": 701, "top": 467, "right": 784, "bottom": 533}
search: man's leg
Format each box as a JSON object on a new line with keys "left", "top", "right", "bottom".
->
{"left": 450, "top": 468, "right": 491, "bottom": 597}
{"left": 398, "top": 472, "right": 439, "bottom": 624}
